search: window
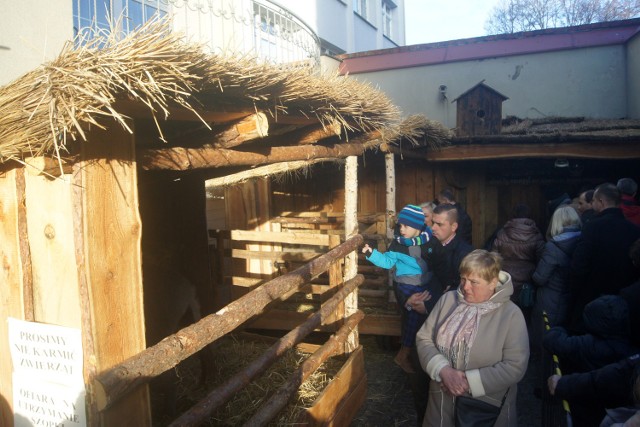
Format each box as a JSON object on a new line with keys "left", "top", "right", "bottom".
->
{"left": 73, "top": 0, "right": 168, "bottom": 40}
{"left": 382, "top": 0, "right": 394, "bottom": 38}
{"left": 353, "top": 0, "right": 370, "bottom": 21}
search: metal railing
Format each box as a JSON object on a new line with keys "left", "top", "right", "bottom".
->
{"left": 73, "top": 0, "right": 321, "bottom": 67}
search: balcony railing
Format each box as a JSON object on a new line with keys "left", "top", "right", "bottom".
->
{"left": 73, "top": 0, "right": 321, "bottom": 67}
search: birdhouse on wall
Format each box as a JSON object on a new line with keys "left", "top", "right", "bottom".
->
{"left": 453, "top": 80, "right": 508, "bottom": 137}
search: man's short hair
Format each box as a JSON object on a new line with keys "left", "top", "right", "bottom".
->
{"left": 433, "top": 203, "right": 458, "bottom": 224}
{"left": 595, "top": 183, "right": 621, "bottom": 206}
{"left": 617, "top": 178, "right": 638, "bottom": 196}
{"left": 438, "top": 188, "right": 456, "bottom": 204}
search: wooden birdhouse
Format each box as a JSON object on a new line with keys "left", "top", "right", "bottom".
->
{"left": 453, "top": 81, "right": 508, "bottom": 137}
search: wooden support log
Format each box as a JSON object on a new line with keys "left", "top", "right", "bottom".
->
{"left": 93, "top": 235, "right": 363, "bottom": 411}
{"left": 243, "top": 311, "right": 365, "bottom": 427}
{"left": 230, "top": 229, "right": 331, "bottom": 246}
{"left": 113, "top": 99, "right": 253, "bottom": 123}
{"left": 228, "top": 248, "right": 320, "bottom": 262}
{"left": 177, "top": 112, "right": 269, "bottom": 149}
{"left": 138, "top": 132, "right": 384, "bottom": 171}
{"left": 205, "top": 158, "right": 338, "bottom": 187}
{"left": 259, "top": 122, "right": 342, "bottom": 146}
{"left": 168, "top": 274, "right": 365, "bottom": 427}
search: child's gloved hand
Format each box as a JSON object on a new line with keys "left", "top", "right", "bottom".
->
{"left": 361, "top": 244, "right": 372, "bottom": 255}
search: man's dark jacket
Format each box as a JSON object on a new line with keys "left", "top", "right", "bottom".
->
{"left": 570, "top": 208, "right": 640, "bottom": 325}
{"left": 428, "top": 233, "right": 473, "bottom": 293}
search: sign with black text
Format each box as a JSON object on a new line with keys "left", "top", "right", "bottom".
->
{"left": 8, "top": 318, "right": 86, "bottom": 427}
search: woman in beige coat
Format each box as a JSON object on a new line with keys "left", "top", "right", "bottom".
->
{"left": 416, "top": 250, "right": 529, "bottom": 427}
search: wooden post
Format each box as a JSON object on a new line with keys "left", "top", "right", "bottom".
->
{"left": 0, "top": 168, "right": 29, "bottom": 427}
{"left": 384, "top": 153, "right": 397, "bottom": 304}
{"left": 327, "top": 234, "right": 343, "bottom": 327}
{"left": 384, "top": 153, "right": 396, "bottom": 238}
{"left": 75, "top": 126, "right": 149, "bottom": 426}
{"left": 343, "top": 156, "right": 359, "bottom": 352}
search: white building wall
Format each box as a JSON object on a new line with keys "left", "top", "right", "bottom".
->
{"left": 628, "top": 34, "right": 640, "bottom": 119}
{"left": 350, "top": 45, "right": 628, "bottom": 127}
{"left": 278, "top": 0, "right": 405, "bottom": 54}
{"left": 0, "top": 0, "right": 73, "bottom": 86}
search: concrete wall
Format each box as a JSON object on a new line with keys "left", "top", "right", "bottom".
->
{"left": 0, "top": 0, "right": 73, "bottom": 85}
{"left": 351, "top": 45, "right": 628, "bottom": 127}
{"left": 628, "top": 34, "right": 640, "bottom": 119}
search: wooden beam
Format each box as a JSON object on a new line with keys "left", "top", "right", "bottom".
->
{"left": 76, "top": 127, "right": 149, "bottom": 426}
{"left": 247, "top": 309, "right": 401, "bottom": 336}
{"left": 423, "top": 141, "right": 640, "bottom": 161}
{"left": 230, "top": 230, "right": 331, "bottom": 246}
{"left": 258, "top": 121, "right": 342, "bottom": 146}
{"left": 174, "top": 112, "right": 269, "bottom": 149}
{"left": 24, "top": 156, "right": 73, "bottom": 177}
{"left": 303, "top": 345, "right": 366, "bottom": 426}
{"left": 228, "top": 248, "right": 321, "bottom": 263}
{"left": 113, "top": 99, "right": 252, "bottom": 123}
{"left": 205, "top": 158, "right": 338, "bottom": 187}
{"left": 138, "top": 139, "right": 380, "bottom": 171}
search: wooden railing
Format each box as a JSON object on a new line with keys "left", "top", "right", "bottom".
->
{"left": 93, "top": 235, "right": 364, "bottom": 424}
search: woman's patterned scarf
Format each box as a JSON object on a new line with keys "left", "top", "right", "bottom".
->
{"left": 435, "top": 289, "right": 502, "bottom": 369}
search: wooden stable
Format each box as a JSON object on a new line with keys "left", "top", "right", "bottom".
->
{"left": 0, "top": 21, "right": 452, "bottom": 426}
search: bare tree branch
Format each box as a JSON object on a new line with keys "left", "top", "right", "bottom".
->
{"left": 486, "top": 0, "right": 640, "bottom": 34}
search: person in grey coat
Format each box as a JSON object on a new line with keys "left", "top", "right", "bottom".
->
{"left": 416, "top": 250, "right": 529, "bottom": 427}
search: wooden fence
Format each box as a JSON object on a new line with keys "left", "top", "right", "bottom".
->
{"left": 209, "top": 212, "right": 401, "bottom": 336}
{"left": 93, "top": 236, "right": 367, "bottom": 425}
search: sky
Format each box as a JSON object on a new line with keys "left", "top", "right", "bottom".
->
{"left": 404, "top": 0, "right": 501, "bottom": 45}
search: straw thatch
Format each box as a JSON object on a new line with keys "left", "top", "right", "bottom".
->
{"left": 0, "top": 18, "right": 409, "bottom": 164}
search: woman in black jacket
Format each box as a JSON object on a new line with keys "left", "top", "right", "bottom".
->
{"left": 531, "top": 205, "right": 581, "bottom": 349}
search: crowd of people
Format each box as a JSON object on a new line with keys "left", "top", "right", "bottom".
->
{"left": 363, "top": 181, "right": 640, "bottom": 427}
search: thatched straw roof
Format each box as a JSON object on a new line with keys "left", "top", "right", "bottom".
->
{"left": 0, "top": 19, "right": 448, "bottom": 167}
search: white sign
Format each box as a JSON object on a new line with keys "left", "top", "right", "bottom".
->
{"left": 12, "top": 374, "right": 86, "bottom": 427}
{"left": 8, "top": 318, "right": 83, "bottom": 385}
{"left": 8, "top": 318, "right": 86, "bottom": 427}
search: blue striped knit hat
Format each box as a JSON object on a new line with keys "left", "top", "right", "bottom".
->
{"left": 397, "top": 204, "right": 425, "bottom": 230}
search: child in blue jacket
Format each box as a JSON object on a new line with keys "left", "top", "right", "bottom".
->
{"left": 362, "top": 204, "right": 436, "bottom": 373}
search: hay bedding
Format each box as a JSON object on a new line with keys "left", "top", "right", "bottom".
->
{"left": 158, "top": 333, "right": 346, "bottom": 426}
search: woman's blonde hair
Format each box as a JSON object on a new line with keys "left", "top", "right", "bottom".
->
{"left": 549, "top": 205, "right": 581, "bottom": 238}
{"left": 459, "top": 249, "right": 502, "bottom": 282}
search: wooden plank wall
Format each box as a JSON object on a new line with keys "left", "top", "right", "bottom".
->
{"left": 0, "top": 169, "right": 27, "bottom": 427}
{"left": 25, "top": 171, "right": 81, "bottom": 327}
{"left": 269, "top": 155, "right": 552, "bottom": 249}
